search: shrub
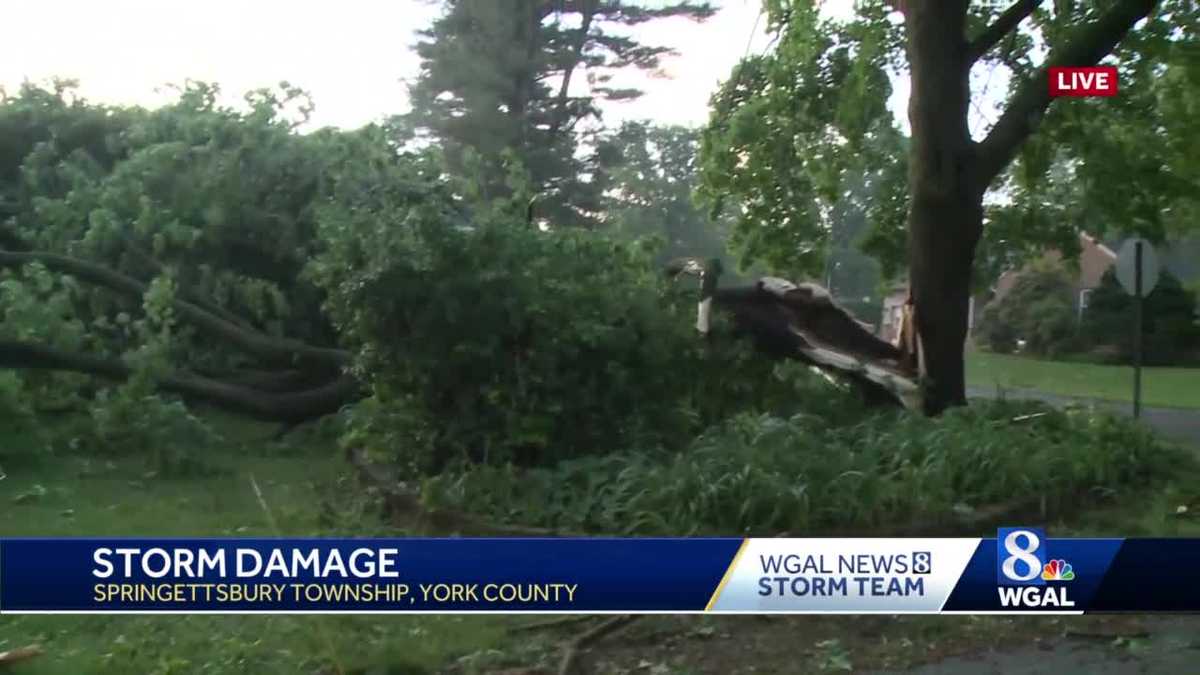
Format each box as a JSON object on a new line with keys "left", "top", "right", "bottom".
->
{"left": 86, "top": 383, "right": 223, "bottom": 476}
{"left": 0, "top": 372, "right": 45, "bottom": 464}
{"left": 1082, "top": 269, "right": 1200, "bottom": 366}
{"left": 1025, "top": 294, "right": 1080, "bottom": 357}
{"left": 73, "top": 271, "right": 220, "bottom": 475}
{"left": 976, "top": 262, "right": 1079, "bottom": 356}
{"left": 310, "top": 162, "right": 839, "bottom": 472}
{"left": 425, "top": 399, "right": 1189, "bottom": 534}
{"left": 975, "top": 303, "right": 1018, "bottom": 354}
{"left": 309, "top": 146, "right": 883, "bottom": 473}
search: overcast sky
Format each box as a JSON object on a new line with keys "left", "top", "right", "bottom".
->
{"left": 2, "top": 1, "right": 1010, "bottom": 137}
{"left": 2, "top": 0, "right": 779, "bottom": 130}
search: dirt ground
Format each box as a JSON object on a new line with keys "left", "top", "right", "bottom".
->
{"left": 516, "top": 613, "right": 1200, "bottom": 674}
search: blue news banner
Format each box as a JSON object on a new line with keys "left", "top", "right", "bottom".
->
{"left": 2, "top": 530, "right": 1200, "bottom": 613}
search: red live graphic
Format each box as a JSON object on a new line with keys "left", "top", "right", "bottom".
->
{"left": 1048, "top": 66, "right": 1118, "bottom": 97}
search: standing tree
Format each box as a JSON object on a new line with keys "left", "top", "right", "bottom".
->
{"left": 700, "top": 0, "right": 1198, "bottom": 414}
{"left": 601, "top": 121, "right": 732, "bottom": 264}
{"left": 406, "top": 0, "right": 715, "bottom": 226}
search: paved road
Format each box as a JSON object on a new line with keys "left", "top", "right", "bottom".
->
{"left": 871, "top": 616, "right": 1200, "bottom": 675}
{"left": 967, "top": 386, "right": 1200, "bottom": 447}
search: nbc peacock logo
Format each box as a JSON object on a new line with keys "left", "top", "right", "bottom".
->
{"left": 1041, "top": 559, "right": 1075, "bottom": 582}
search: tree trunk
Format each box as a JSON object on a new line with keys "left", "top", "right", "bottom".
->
{"left": 901, "top": 0, "right": 1162, "bottom": 415}
{"left": 548, "top": 0, "right": 597, "bottom": 138}
{"left": 0, "top": 340, "right": 358, "bottom": 423}
{"left": 904, "top": 1, "right": 984, "bottom": 415}
{"left": 908, "top": 192, "right": 982, "bottom": 414}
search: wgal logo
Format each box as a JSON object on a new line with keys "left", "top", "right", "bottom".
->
{"left": 996, "top": 527, "right": 1076, "bottom": 608}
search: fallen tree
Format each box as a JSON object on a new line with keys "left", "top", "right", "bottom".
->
{"left": 0, "top": 249, "right": 349, "bottom": 372}
{"left": 0, "top": 340, "right": 357, "bottom": 423}
{"left": 7, "top": 255, "right": 925, "bottom": 428}
{"left": 0, "top": 245, "right": 356, "bottom": 423}
{"left": 0, "top": 247, "right": 922, "bottom": 425}
{"left": 0, "top": 85, "right": 932, "bottom": 477}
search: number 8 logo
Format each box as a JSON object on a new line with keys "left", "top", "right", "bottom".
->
{"left": 1002, "top": 530, "right": 1043, "bottom": 582}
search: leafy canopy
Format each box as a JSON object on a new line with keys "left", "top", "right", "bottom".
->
{"left": 698, "top": 0, "right": 1200, "bottom": 283}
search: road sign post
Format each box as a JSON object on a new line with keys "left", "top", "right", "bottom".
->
{"left": 1134, "top": 242, "right": 1143, "bottom": 419}
{"left": 1115, "top": 238, "right": 1160, "bottom": 420}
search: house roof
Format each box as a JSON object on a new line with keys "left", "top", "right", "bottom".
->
{"left": 1080, "top": 232, "right": 1117, "bottom": 260}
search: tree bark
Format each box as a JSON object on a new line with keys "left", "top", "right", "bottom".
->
{"left": 904, "top": 1, "right": 982, "bottom": 414}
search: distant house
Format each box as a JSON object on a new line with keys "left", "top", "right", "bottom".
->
{"left": 876, "top": 232, "right": 1195, "bottom": 346}
{"left": 877, "top": 284, "right": 978, "bottom": 345}
{"left": 992, "top": 232, "right": 1116, "bottom": 317}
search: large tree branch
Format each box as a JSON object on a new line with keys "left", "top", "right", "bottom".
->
{"left": 120, "top": 242, "right": 254, "bottom": 329}
{"left": 975, "top": 0, "right": 1158, "bottom": 184}
{"left": 0, "top": 340, "right": 358, "bottom": 423}
{"left": 196, "top": 368, "right": 326, "bottom": 394}
{"left": 0, "top": 249, "right": 349, "bottom": 369}
{"left": 966, "top": 0, "right": 1045, "bottom": 63}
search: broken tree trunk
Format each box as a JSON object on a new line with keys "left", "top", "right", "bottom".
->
{"left": 740, "top": 277, "right": 921, "bottom": 410}
{"left": 670, "top": 258, "right": 921, "bottom": 409}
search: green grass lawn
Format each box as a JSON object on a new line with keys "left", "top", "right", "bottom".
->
{"left": 966, "top": 351, "right": 1200, "bottom": 409}
{"left": 0, "top": 415, "right": 512, "bottom": 675}
{"left": 4, "top": 407, "right": 1200, "bottom": 674}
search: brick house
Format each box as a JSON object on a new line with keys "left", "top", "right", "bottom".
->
{"left": 876, "top": 232, "right": 1114, "bottom": 344}
{"left": 991, "top": 232, "right": 1117, "bottom": 317}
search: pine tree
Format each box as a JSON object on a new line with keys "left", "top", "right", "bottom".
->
{"left": 406, "top": 0, "right": 714, "bottom": 227}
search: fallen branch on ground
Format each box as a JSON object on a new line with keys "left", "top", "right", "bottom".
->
{"left": 557, "top": 616, "right": 638, "bottom": 675}
{"left": 0, "top": 248, "right": 349, "bottom": 370}
{"left": 0, "top": 340, "right": 358, "bottom": 423}
{"left": 510, "top": 616, "right": 599, "bottom": 633}
{"left": 0, "top": 644, "right": 43, "bottom": 666}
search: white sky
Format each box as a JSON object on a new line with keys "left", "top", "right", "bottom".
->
{"left": 1, "top": 1, "right": 1005, "bottom": 136}
{"left": 1, "top": 0, "right": 776, "bottom": 130}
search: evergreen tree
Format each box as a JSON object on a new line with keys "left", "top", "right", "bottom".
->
{"left": 1083, "top": 269, "right": 1200, "bottom": 365}
{"left": 406, "top": 0, "right": 714, "bottom": 226}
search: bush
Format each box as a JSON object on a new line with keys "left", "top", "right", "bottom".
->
{"left": 86, "top": 383, "right": 223, "bottom": 476}
{"left": 976, "top": 262, "right": 1079, "bottom": 356}
{"left": 310, "top": 168, "right": 835, "bottom": 472}
{"left": 1082, "top": 269, "right": 1200, "bottom": 366}
{"left": 1025, "top": 294, "right": 1081, "bottom": 357}
{"left": 975, "top": 303, "right": 1018, "bottom": 354}
{"left": 0, "top": 372, "right": 45, "bottom": 465}
{"left": 425, "top": 399, "right": 1189, "bottom": 535}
